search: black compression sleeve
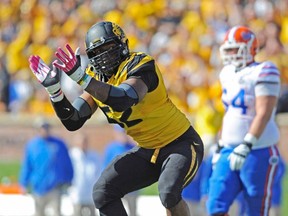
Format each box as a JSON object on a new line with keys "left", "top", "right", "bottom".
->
{"left": 105, "top": 83, "right": 139, "bottom": 112}
{"left": 51, "top": 96, "right": 74, "bottom": 120}
{"left": 51, "top": 96, "right": 92, "bottom": 131}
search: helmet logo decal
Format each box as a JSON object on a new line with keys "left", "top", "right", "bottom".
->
{"left": 241, "top": 32, "right": 252, "bottom": 41}
{"left": 112, "top": 23, "right": 124, "bottom": 39}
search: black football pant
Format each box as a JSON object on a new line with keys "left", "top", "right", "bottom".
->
{"left": 92, "top": 126, "right": 204, "bottom": 216}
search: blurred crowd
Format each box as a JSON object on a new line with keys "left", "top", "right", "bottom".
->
{"left": 1, "top": 0, "right": 288, "bottom": 128}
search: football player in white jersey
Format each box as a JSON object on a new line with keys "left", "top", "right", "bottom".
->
{"left": 206, "top": 26, "right": 281, "bottom": 216}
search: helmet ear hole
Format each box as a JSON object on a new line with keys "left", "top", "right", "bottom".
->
{"left": 122, "top": 40, "right": 129, "bottom": 55}
{"left": 122, "top": 48, "right": 128, "bottom": 55}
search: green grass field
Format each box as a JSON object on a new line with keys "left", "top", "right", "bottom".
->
{"left": 0, "top": 160, "right": 21, "bottom": 183}
{"left": 282, "top": 172, "right": 288, "bottom": 215}
{"left": 1, "top": 160, "right": 287, "bottom": 215}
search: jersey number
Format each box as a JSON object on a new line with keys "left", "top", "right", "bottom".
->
{"left": 223, "top": 88, "right": 247, "bottom": 114}
{"left": 101, "top": 106, "right": 143, "bottom": 128}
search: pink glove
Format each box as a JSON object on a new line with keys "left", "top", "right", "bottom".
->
{"left": 53, "top": 44, "right": 91, "bottom": 88}
{"left": 53, "top": 44, "right": 79, "bottom": 73}
{"left": 29, "top": 55, "right": 63, "bottom": 102}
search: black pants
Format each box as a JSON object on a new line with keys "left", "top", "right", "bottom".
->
{"left": 93, "top": 126, "right": 204, "bottom": 216}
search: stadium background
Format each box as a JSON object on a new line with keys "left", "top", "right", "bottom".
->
{"left": 0, "top": 0, "right": 288, "bottom": 215}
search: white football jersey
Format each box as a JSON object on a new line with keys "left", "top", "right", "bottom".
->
{"left": 220, "top": 61, "right": 280, "bottom": 149}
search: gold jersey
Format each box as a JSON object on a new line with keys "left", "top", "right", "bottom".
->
{"left": 86, "top": 52, "right": 191, "bottom": 149}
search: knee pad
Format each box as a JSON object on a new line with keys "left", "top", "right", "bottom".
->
{"left": 159, "top": 192, "right": 181, "bottom": 209}
{"left": 92, "top": 183, "right": 107, "bottom": 209}
{"left": 92, "top": 180, "right": 125, "bottom": 209}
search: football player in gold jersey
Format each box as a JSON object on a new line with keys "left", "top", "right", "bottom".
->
{"left": 29, "top": 21, "right": 204, "bottom": 216}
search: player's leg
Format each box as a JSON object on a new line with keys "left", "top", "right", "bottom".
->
{"left": 206, "top": 147, "right": 241, "bottom": 215}
{"left": 166, "top": 199, "right": 190, "bottom": 216}
{"left": 92, "top": 147, "right": 159, "bottom": 216}
{"left": 182, "top": 162, "right": 206, "bottom": 216}
{"left": 48, "top": 187, "right": 62, "bottom": 216}
{"left": 270, "top": 155, "right": 286, "bottom": 216}
{"left": 241, "top": 146, "right": 279, "bottom": 216}
{"left": 162, "top": 149, "right": 202, "bottom": 216}
{"left": 158, "top": 127, "right": 204, "bottom": 216}
{"left": 33, "top": 194, "right": 47, "bottom": 216}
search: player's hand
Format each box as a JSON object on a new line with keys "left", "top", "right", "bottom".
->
{"left": 211, "top": 141, "right": 223, "bottom": 169}
{"left": 53, "top": 44, "right": 91, "bottom": 88}
{"left": 29, "top": 55, "right": 63, "bottom": 102}
{"left": 228, "top": 142, "right": 252, "bottom": 171}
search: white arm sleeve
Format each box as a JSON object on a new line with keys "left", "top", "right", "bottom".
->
{"left": 255, "top": 83, "right": 280, "bottom": 97}
{"left": 255, "top": 61, "right": 280, "bottom": 97}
